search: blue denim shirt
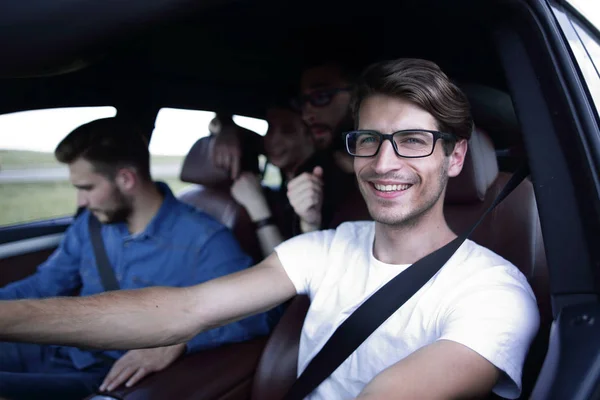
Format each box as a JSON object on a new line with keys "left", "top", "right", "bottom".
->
{"left": 0, "top": 183, "right": 274, "bottom": 369}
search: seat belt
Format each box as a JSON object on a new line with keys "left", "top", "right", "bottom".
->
{"left": 88, "top": 213, "right": 120, "bottom": 291}
{"left": 284, "top": 164, "right": 530, "bottom": 400}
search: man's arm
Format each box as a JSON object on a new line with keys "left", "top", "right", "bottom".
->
{"left": 357, "top": 278, "right": 540, "bottom": 400}
{"left": 231, "top": 172, "right": 285, "bottom": 257}
{"left": 183, "top": 227, "right": 278, "bottom": 353}
{"left": 99, "top": 227, "right": 280, "bottom": 392}
{"left": 0, "top": 217, "right": 84, "bottom": 300}
{"left": 356, "top": 340, "right": 500, "bottom": 400}
{"left": 0, "top": 253, "right": 296, "bottom": 349}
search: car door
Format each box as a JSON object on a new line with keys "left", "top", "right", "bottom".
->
{"left": 510, "top": 0, "right": 600, "bottom": 398}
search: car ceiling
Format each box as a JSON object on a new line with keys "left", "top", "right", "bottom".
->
{"left": 0, "top": 0, "right": 521, "bottom": 148}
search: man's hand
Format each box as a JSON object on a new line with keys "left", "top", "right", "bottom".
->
{"left": 287, "top": 166, "right": 324, "bottom": 232}
{"left": 212, "top": 125, "right": 242, "bottom": 179}
{"left": 99, "top": 343, "right": 186, "bottom": 392}
{"left": 231, "top": 172, "right": 271, "bottom": 222}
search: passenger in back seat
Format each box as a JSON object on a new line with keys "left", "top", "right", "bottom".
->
{"left": 231, "top": 104, "right": 363, "bottom": 258}
{"left": 212, "top": 61, "right": 370, "bottom": 235}
{"left": 211, "top": 59, "right": 358, "bottom": 178}
{"left": 0, "top": 118, "right": 274, "bottom": 400}
{"left": 230, "top": 105, "right": 315, "bottom": 257}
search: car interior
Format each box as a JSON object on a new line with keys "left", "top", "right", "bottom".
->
{"left": 0, "top": 0, "right": 599, "bottom": 399}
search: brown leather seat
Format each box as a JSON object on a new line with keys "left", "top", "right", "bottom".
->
{"left": 445, "top": 128, "right": 551, "bottom": 398}
{"left": 178, "top": 135, "right": 263, "bottom": 263}
{"left": 250, "top": 128, "right": 551, "bottom": 399}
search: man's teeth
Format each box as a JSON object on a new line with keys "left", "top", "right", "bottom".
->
{"left": 373, "top": 183, "right": 411, "bottom": 192}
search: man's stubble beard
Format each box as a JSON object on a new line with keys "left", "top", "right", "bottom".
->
{"left": 360, "top": 158, "right": 450, "bottom": 229}
{"left": 93, "top": 186, "right": 134, "bottom": 225}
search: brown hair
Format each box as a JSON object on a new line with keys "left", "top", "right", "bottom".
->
{"left": 55, "top": 117, "right": 151, "bottom": 181}
{"left": 352, "top": 58, "right": 473, "bottom": 154}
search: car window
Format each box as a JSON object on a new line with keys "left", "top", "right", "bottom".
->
{"left": 553, "top": 2, "right": 600, "bottom": 115}
{"left": 151, "top": 108, "right": 280, "bottom": 192}
{"left": 150, "top": 107, "right": 213, "bottom": 195}
{"left": 566, "top": 0, "right": 600, "bottom": 32}
{"left": 572, "top": 21, "right": 600, "bottom": 108}
{"left": 0, "top": 107, "right": 116, "bottom": 227}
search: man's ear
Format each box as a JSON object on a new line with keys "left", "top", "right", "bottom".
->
{"left": 114, "top": 168, "right": 137, "bottom": 192}
{"left": 447, "top": 139, "right": 468, "bottom": 178}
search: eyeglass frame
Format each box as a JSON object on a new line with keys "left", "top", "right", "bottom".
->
{"left": 290, "top": 87, "right": 353, "bottom": 110}
{"left": 344, "top": 129, "right": 458, "bottom": 158}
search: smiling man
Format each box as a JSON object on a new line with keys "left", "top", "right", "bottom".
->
{"left": 0, "top": 59, "right": 539, "bottom": 400}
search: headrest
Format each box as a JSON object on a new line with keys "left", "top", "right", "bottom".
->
{"left": 180, "top": 136, "right": 230, "bottom": 187}
{"left": 445, "top": 128, "right": 499, "bottom": 205}
{"left": 180, "top": 126, "right": 260, "bottom": 188}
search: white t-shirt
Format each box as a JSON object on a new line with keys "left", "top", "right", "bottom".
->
{"left": 274, "top": 221, "right": 540, "bottom": 400}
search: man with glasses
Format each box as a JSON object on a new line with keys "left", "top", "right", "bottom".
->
{"left": 279, "top": 62, "right": 369, "bottom": 235}
{"left": 292, "top": 62, "right": 356, "bottom": 170}
{"left": 0, "top": 58, "right": 538, "bottom": 400}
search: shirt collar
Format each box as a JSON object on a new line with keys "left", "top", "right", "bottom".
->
{"left": 124, "top": 182, "right": 177, "bottom": 240}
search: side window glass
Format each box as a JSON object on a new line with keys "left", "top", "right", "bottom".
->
{"left": 572, "top": 21, "right": 600, "bottom": 110}
{"left": 150, "top": 108, "right": 214, "bottom": 194}
{"left": 0, "top": 107, "right": 116, "bottom": 227}
{"left": 553, "top": 2, "right": 600, "bottom": 115}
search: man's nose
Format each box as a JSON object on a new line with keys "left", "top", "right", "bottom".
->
{"left": 372, "top": 140, "right": 404, "bottom": 175}
{"left": 302, "top": 104, "right": 317, "bottom": 124}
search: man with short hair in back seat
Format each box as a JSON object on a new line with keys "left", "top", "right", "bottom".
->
{"left": 214, "top": 61, "right": 369, "bottom": 236}
{"left": 0, "top": 117, "right": 274, "bottom": 400}
{"left": 213, "top": 59, "right": 358, "bottom": 177}
{"left": 0, "top": 59, "right": 539, "bottom": 399}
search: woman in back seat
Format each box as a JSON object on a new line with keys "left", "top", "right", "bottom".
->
{"left": 230, "top": 105, "right": 368, "bottom": 258}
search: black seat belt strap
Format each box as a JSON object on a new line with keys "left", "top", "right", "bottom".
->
{"left": 284, "top": 164, "right": 530, "bottom": 400}
{"left": 88, "top": 213, "right": 120, "bottom": 291}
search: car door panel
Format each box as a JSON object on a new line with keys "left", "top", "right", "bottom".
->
{"left": 532, "top": 302, "right": 600, "bottom": 400}
{"left": 0, "top": 217, "right": 71, "bottom": 287}
{"left": 94, "top": 338, "right": 268, "bottom": 400}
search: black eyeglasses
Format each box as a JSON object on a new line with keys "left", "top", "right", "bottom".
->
{"left": 290, "top": 87, "right": 353, "bottom": 111}
{"left": 344, "top": 129, "right": 457, "bottom": 158}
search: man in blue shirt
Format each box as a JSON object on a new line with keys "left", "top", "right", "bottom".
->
{"left": 0, "top": 117, "right": 274, "bottom": 400}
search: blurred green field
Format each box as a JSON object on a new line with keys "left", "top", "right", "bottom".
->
{"left": 0, "top": 178, "right": 191, "bottom": 227}
{"left": 0, "top": 150, "right": 190, "bottom": 226}
{"left": 0, "top": 150, "right": 282, "bottom": 227}
{"left": 0, "top": 149, "right": 184, "bottom": 170}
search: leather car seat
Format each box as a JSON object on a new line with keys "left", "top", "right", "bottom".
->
{"left": 178, "top": 135, "right": 263, "bottom": 263}
{"left": 250, "top": 128, "right": 551, "bottom": 400}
